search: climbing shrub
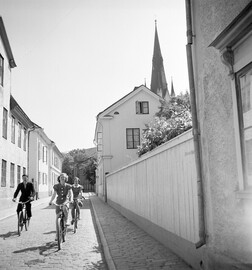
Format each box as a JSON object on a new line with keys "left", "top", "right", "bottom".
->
{"left": 137, "top": 92, "right": 192, "bottom": 157}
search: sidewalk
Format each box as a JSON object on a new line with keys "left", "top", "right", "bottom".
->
{"left": 0, "top": 196, "right": 50, "bottom": 221}
{"left": 90, "top": 194, "right": 193, "bottom": 270}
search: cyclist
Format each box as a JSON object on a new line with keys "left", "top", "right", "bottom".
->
{"left": 70, "top": 177, "right": 83, "bottom": 225}
{"left": 12, "top": 174, "right": 35, "bottom": 220}
{"left": 49, "top": 173, "right": 73, "bottom": 228}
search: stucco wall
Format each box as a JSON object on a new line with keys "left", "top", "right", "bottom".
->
{"left": 192, "top": 0, "right": 252, "bottom": 265}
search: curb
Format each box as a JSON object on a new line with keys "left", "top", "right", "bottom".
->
{"left": 90, "top": 197, "right": 117, "bottom": 270}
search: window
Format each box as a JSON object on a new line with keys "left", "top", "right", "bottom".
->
{"left": 43, "top": 146, "right": 47, "bottom": 163}
{"left": 236, "top": 63, "right": 252, "bottom": 188}
{"left": 11, "top": 116, "right": 15, "bottom": 143}
{"left": 126, "top": 128, "right": 140, "bottom": 149}
{"left": 38, "top": 172, "right": 41, "bottom": 185}
{"left": 97, "top": 132, "right": 103, "bottom": 152}
{"left": 17, "top": 165, "right": 21, "bottom": 184}
{"left": 2, "top": 108, "right": 7, "bottom": 139}
{"left": 18, "top": 122, "right": 22, "bottom": 148}
{"left": 136, "top": 101, "right": 149, "bottom": 114}
{"left": 38, "top": 141, "right": 41, "bottom": 160}
{"left": 54, "top": 156, "right": 59, "bottom": 169}
{"left": 210, "top": 2, "right": 252, "bottom": 191}
{"left": 10, "top": 163, "right": 15, "bottom": 188}
{"left": 1, "top": 160, "right": 7, "bottom": 187}
{"left": 23, "top": 128, "right": 27, "bottom": 151}
{"left": 23, "top": 167, "right": 26, "bottom": 176}
{"left": 0, "top": 54, "right": 3, "bottom": 86}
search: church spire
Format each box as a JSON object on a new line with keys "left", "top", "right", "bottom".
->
{"left": 150, "top": 20, "right": 169, "bottom": 100}
{"left": 171, "top": 77, "right": 175, "bottom": 97}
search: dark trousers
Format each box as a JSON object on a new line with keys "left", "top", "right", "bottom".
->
{"left": 17, "top": 202, "right": 32, "bottom": 218}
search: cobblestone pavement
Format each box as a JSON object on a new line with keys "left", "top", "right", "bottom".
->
{"left": 90, "top": 195, "right": 193, "bottom": 270}
{"left": 0, "top": 194, "right": 108, "bottom": 270}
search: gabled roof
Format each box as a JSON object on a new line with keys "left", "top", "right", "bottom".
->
{"left": 0, "top": 17, "right": 16, "bottom": 68}
{"left": 96, "top": 84, "right": 162, "bottom": 119}
{"left": 10, "top": 95, "right": 33, "bottom": 128}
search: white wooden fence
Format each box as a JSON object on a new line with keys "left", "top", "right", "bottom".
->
{"left": 106, "top": 129, "right": 200, "bottom": 243}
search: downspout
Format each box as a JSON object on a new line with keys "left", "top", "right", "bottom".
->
{"left": 185, "top": 0, "right": 206, "bottom": 248}
{"left": 27, "top": 125, "right": 36, "bottom": 177}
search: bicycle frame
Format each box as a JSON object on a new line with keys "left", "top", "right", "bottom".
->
{"left": 16, "top": 200, "right": 31, "bottom": 236}
{"left": 53, "top": 202, "right": 68, "bottom": 250}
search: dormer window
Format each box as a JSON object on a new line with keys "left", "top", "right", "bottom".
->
{"left": 136, "top": 101, "right": 149, "bottom": 114}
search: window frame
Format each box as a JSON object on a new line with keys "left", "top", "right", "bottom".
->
{"left": 235, "top": 62, "right": 252, "bottom": 189}
{"left": 17, "top": 165, "right": 21, "bottom": 184}
{"left": 18, "top": 122, "right": 22, "bottom": 148}
{"left": 1, "top": 159, "right": 7, "bottom": 187}
{"left": 11, "top": 116, "right": 15, "bottom": 143}
{"left": 10, "top": 163, "right": 15, "bottom": 188}
{"left": 2, "top": 108, "right": 8, "bottom": 139}
{"left": 126, "top": 128, "right": 140, "bottom": 149}
{"left": 136, "top": 101, "right": 149, "bottom": 114}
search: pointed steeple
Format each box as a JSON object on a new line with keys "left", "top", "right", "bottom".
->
{"left": 150, "top": 20, "right": 169, "bottom": 100}
{"left": 171, "top": 77, "right": 175, "bottom": 97}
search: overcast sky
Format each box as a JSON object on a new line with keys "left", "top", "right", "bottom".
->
{"left": 0, "top": 0, "right": 189, "bottom": 152}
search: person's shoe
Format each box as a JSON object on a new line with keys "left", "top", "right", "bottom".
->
{"left": 71, "top": 220, "right": 74, "bottom": 225}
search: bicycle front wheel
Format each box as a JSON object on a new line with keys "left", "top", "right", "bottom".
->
{"left": 24, "top": 211, "right": 29, "bottom": 231}
{"left": 18, "top": 212, "right": 23, "bottom": 236}
{"left": 61, "top": 218, "right": 66, "bottom": 242}
{"left": 56, "top": 218, "right": 62, "bottom": 250}
{"left": 74, "top": 208, "right": 77, "bottom": 233}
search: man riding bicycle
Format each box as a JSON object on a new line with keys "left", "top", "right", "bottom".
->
{"left": 12, "top": 174, "right": 35, "bottom": 220}
{"left": 71, "top": 177, "right": 83, "bottom": 225}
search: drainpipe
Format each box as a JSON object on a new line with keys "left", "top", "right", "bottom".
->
{"left": 27, "top": 125, "right": 36, "bottom": 177}
{"left": 185, "top": 0, "right": 206, "bottom": 248}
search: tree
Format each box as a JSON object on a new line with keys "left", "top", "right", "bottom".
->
{"left": 62, "top": 148, "right": 97, "bottom": 185}
{"left": 137, "top": 92, "right": 192, "bottom": 157}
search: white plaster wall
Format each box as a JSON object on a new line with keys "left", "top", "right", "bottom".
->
{"left": 192, "top": 0, "right": 252, "bottom": 264}
{"left": 103, "top": 91, "right": 161, "bottom": 174}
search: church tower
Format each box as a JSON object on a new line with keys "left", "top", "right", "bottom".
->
{"left": 150, "top": 21, "right": 170, "bottom": 100}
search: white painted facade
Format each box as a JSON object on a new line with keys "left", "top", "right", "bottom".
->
{"left": 29, "top": 127, "right": 63, "bottom": 198}
{"left": 94, "top": 85, "right": 163, "bottom": 198}
{"left": 0, "top": 18, "right": 30, "bottom": 210}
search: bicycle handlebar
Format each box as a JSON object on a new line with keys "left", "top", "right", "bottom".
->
{"left": 13, "top": 199, "right": 32, "bottom": 204}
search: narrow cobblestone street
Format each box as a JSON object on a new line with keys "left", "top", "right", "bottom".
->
{"left": 0, "top": 195, "right": 108, "bottom": 270}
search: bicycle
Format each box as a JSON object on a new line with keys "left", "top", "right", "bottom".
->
{"left": 13, "top": 199, "right": 32, "bottom": 236}
{"left": 53, "top": 202, "right": 69, "bottom": 250}
{"left": 71, "top": 198, "right": 82, "bottom": 233}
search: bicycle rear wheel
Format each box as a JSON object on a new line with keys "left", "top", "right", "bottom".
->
{"left": 56, "top": 218, "right": 62, "bottom": 250}
{"left": 18, "top": 212, "right": 23, "bottom": 236}
{"left": 74, "top": 208, "right": 77, "bottom": 233}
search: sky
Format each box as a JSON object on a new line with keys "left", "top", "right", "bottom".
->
{"left": 0, "top": 0, "right": 189, "bottom": 152}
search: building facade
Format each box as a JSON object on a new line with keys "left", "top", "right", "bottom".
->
{"left": 29, "top": 126, "right": 63, "bottom": 198}
{"left": 0, "top": 17, "right": 32, "bottom": 210}
{"left": 94, "top": 85, "right": 163, "bottom": 198}
{"left": 188, "top": 0, "right": 252, "bottom": 268}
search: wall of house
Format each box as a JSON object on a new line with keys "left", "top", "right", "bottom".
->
{"left": 0, "top": 37, "right": 29, "bottom": 210}
{"left": 192, "top": 0, "right": 252, "bottom": 268}
{"left": 103, "top": 91, "right": 161, "bottom": 173}
{"left": 106, "top": 130, "right": 203, "bottom": 269}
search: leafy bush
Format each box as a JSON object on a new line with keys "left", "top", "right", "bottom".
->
{"left": 137, "top": 92, "right": 192, "bottom": 157}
